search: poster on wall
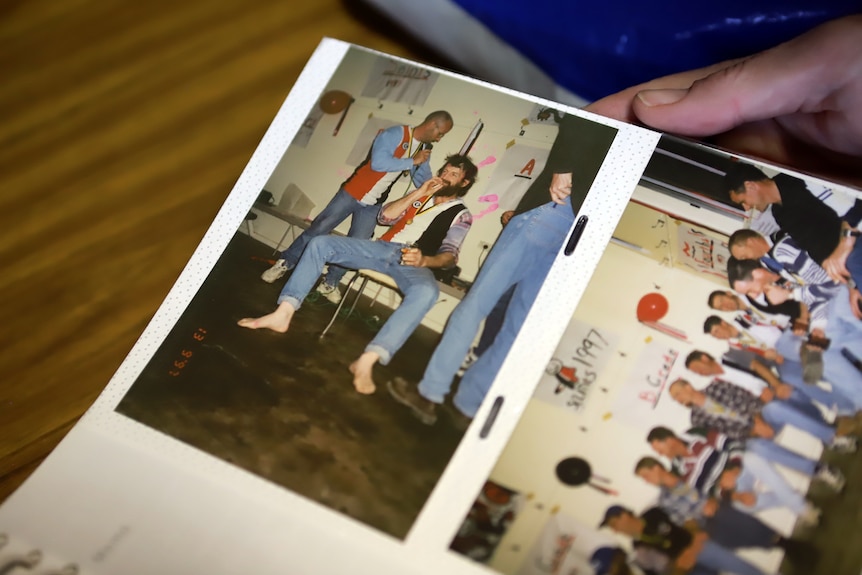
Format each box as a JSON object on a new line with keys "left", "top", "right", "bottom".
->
{"left": 609, "top": 340, "right": 680, "bottom": 430}
{"left": 481, "top": 144, "right": 550, "bottom": 214}
{"left": 361, "top": 58, "right": 439, "bottom": 106}
{"left": 532, "top": 319, "right": 618, "bottom": 413}
{"left": 673, "top": 221, "right": 731, "bottom": 280}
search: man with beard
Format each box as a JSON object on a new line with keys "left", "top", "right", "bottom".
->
{"left": 260, "top": 110, "right": 452, "bottom": 304}
{"left": 239, "top": 155, "right": 476, "bottom": 394}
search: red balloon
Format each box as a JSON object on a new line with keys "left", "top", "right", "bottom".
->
{"left": 319, "top": 90, "right": 352, "bottom": 114}
{"left": 637, "top": 292, "right": 669, "bottom": 322}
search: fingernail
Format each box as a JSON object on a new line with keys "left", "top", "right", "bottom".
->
{"left": 637, "top": 88, "right": 688, "bottom": 107}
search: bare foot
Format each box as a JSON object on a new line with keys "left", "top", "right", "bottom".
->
{"left": 237, "top": 302, "right": 295, "bottom": 333}
{"left": 349, "top": 352, "right": 380, "bottom": 394}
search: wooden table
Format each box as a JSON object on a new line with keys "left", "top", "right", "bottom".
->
{"left": 0, "top": 0, "right": 454, "bottom": 502}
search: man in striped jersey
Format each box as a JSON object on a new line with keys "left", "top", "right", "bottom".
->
{"left": 646, "top": 426, "right": 821, "bottom": 524}
{"left": 728, "top": 229, "right": 843, "bottom": 334}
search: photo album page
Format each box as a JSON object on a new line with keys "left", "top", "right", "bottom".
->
{"left": 1, "top": 39, "right": 860, "bottom": 575}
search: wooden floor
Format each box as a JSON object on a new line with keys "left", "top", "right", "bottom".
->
{"left": 0, "top": 0, "right": 453, "bottom": 502}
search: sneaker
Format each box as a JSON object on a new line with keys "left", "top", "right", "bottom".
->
{"left": 316, "top": 282, "right": 343, "bottom": 304}
{"left": 387, "top": 377, "right": 437, "bottom": 425}
{"left": 813, "top": 463, "right": 845, "bottom": 492}
{"left": 456, "top": 348, "right": 479, "bottom": 377}
{"left": 261, "top": 259, "right": 289, "bottom": 283}
{"left": 796, "top": 503, "right": 821, "bottom": 527}
{"left": 828, "top": 434, "right": 857, "bottom": 453}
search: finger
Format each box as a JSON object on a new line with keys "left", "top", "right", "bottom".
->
{"left": 628, "top": 18, "right": 858, "bottom": 137}
{"left": 584, "top": 59, "right": 738, "bottom": 123}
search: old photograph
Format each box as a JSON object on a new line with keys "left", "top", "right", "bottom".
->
{"left": 114, "top": 46, "right": 617, "bottom": 538}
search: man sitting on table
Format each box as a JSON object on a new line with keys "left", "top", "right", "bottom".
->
{"left": 238, "top": 154, "right": 476, "bottom": 394}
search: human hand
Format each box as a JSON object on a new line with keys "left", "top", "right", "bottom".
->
{"left": 702, "top": 498, "right": 718, "bottom": 517}
{"left": 850, "top": 286, "right": 862, "bottom": 321}
{"left": 752, "top": 416, "right": 775, "bottom": 439}
{"left": 759, "top": 388, "right": 775, "bottom": 403}
{"left": 718, "top": 468, "right": 740, "bottom": 490}
{"left": 500, "top": 210, "right": 516, "bottom": 226}
{"left": 822, "top": 233, "right": 856, "bottom": 283}
{"left": 733, "top": 492, "right": 758, "bottom": 508}
{"left": 549, "top": 172, "right": 572, "bottom": 204}
{"left": 774, "top": 382, "right": 793, "bottom": 400}
{"left": 413, "top": 149, "right": 432, "bottom": 166}
{"left": 585, "top": 16, "right": 862, "bottom": 186}
{"left": 763, "top": 348, "right": 784, "bottom": 364}
{"left": 675, "top": 547, "right": 698, "bottom": 571}
{"left": 763, "top": 284, "right": 791, "bottom": 305}
{"left": 419, "top": 177, "right": 444, "bottom": 195}
{"left": 400, "top": 247, "right": 426, "bottom": 267}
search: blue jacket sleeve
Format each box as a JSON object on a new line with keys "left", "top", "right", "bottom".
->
{"left": 411, "top": 159, "right": 432, "bottom": 188}
{"left": 369, "top": 125, "right": 415, "bottom": 174}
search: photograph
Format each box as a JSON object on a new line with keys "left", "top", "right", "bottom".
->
{"left": 451, "top": 135, "right": 862, "bottom": 575}
{"left": 113, "top": 46, "right": 618, "bottom": 539}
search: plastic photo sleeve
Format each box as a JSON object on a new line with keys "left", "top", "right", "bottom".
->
{"left": 449, "top": 134, "right": 862, "bottom": 575}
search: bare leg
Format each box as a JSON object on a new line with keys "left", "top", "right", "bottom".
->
{"left": 349, "top": 351, "right": 379, "bottom": 394}
{"left": 237, "top": 301, "right": 295, "bottom": 333}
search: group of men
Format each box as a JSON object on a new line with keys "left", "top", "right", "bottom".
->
{"left": 593, "top": 164, "right": 862, "bottom": 575}
{"left": 238, "top": 109, "right": 617, "bottom": 427}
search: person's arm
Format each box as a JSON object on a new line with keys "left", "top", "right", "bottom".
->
{"left": 400, "top": 209, "right": 472, "bottom": 269}
{"left": 378, "top": 178, "right": 443, "bottom": 224}
{"left": 674, "top": 531, "right": 708, "bottom": 573}
{"left": 822, "top": 221, "right": 859, "bottom": 283}
{"left": 584, "top": 15, "right": 862, "bottom": 187}
{"left": 749, "top": 358, "right": 792, "bottom": 399}
{"left": 411, "top": 157, "right": 433, "bottom": 188}
{"left": 369, "top": 125, "right": 423, "bottom": 174}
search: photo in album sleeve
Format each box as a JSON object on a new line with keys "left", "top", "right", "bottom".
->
{"left": 450, "top": 480, "right": 525, "bottom": 564}
{"left": 112, "top": 45, "right": 618, "bottom": 540}
{"left": 450, "top": 135, "right": 862, "bottom": 575}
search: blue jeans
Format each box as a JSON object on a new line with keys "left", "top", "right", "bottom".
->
{"left": 280, "top": 188, "right": 381, "bottom": 286}
{"left": 418, "top": 199, "right": 575, "bottom": 416}
{"left": 474, "top": 284, "right": 515, "bottom": 357}
{"left": 746, "top": 438, "right": 816, "bottom": 476}
{"left": 734, "top": 452, "right": 805, "bottom": 514}
{"left": 776, "top": 294, "right": 862, "bottom": 409}
{"left": 278, "top": 236, "right": 439, "bottom": 364}
{"left": 760, "top": 399, "right": 834, "bottom": 444}
{"left": 777, "top": 357, "right": 856, "bottom": 415}
{"left": 698, "top": 540, "right": 766, "bottom": 575}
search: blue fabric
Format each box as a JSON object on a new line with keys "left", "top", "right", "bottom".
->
{"left": 698, "top": 539, "right": 765, "bottom": 575}
{"left": 279, "top": 188, "right": 381, "bottom": 286}
{"left": 450, "top": 1, "right": 859, "bottom": 101}
{"left": 278, "top": 235, "right": 439, "bottom": 365}
{"left": 760, "top": 399, "right": 834, "bottom": 444}
{"left": 745, "top": 437, "right": 816, "bottom": 476}
{"left": 417, "top": 199, "right": 573, "bottom": 416}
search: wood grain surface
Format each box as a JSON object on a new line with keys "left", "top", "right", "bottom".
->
{"left": 0, "top": 0, "right": 452, "bottom": 502}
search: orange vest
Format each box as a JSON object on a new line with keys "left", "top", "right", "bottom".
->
{"left": 342, "top": 125, "right": 411, "bottom": 205}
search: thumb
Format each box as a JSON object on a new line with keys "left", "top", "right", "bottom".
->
{"left": 630, "top": 54, "right": 803, "bottom": 137}
{"left": 629, "top": 17, "right": 857, "bottom": 137}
